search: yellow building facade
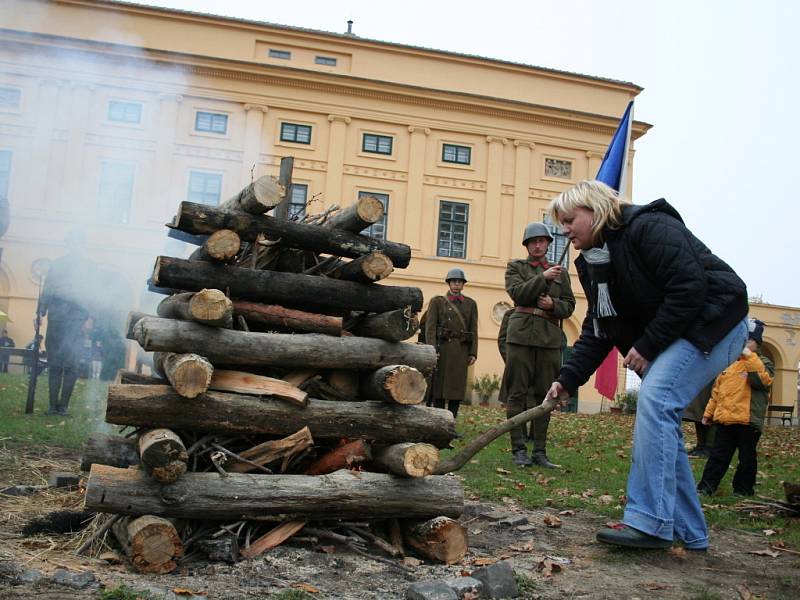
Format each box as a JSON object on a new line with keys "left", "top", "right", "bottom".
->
{"left": 0, "top": 0, "right": 797, "bottom": 415}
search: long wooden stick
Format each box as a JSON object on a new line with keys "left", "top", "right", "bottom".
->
{"left": 433, "top": 395, "right": 560, "bottom": 474}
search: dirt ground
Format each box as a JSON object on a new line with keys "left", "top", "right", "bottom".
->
{"left": 1, "top": 445, "right": 798, "bottom": 599}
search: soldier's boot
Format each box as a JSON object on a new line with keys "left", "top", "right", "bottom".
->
{"left": 45, "top": 368, "right": 61, "bottom": 415}
{"left": 512, "top": 448, "right": 532, "bottom": 467}
{"left": 531, "top": 450, "right": 559, "bottom": 469}
{"left": 56, "top": 367, "right": 78, "bottom": 416}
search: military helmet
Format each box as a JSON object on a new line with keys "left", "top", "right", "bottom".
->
{"left": 522, "top": 222, "right": 553, "bottom": 245}
{"left": 445, "top": 268, "right": 467, "bottom": 282}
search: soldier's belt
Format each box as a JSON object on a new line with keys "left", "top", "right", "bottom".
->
{"left": 514, "top": 306, "right": 560, "bottom": 325}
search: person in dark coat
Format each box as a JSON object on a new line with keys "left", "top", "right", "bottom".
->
{"left": 682, "top": 382, "right": 716, "bottom": 458}
{"left": 38, "top": 230, "right": 92, "bottom": 416}
{"left": 545, "top": 180, "right": 748, "bottom": 551}
{"left": 0, "top": 329, "right": 14, "bottom": 373}
{"left": 504, "top": 222, "right": 575, "bottom": 468}
{"left": 424, "top": 268, "right": 478, "bottom": 422}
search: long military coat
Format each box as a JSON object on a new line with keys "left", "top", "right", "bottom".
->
{"left": 424, "top": 294, "right": 478, "bottom": 400}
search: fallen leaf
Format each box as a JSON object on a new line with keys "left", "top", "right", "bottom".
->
{"left": 319, "top": 545, "right": 336, "bottom": 553}
{"left": 668, "top": 547, "right": 687, "bottom": 558}
{"left": 543, "top": 514, "right": 562, "bottom": 528}
{"left": 508, "top": 540, "right": 535, "bottom": 553}
{"left": 291, "top": 583, "right": 320, "bottom": 594}
{"left": 597, "top": 494, "right": 615, "bottom": 505}
{"left": 737, "top": 583, "right": 754, "bottom": 600}
{"left": 472, "top": 557, "right": 496, "bottom": 566}
{"left": 98, "top": 551, "right": 122, "bottom": 564}
{"left": 639, "top": 581, "right": 672, "bottom": 591}
{"left": 496, "top": 467, "right": 511, "bottom": 475}
{"left": 403, "top": 557, "right": 422, "bottom": 567}
{"left": 536, "top": 557, "right": 563, "bottom": 577}
{"left": 514, "top": 482, "right": 526, "bottom": 490}
{"left": 604, "top": 522, "right": 625, "bottom": 530}
{"left": 558, "top": 510, "right": 575, "bottom": 516}
{"left": 763, "top": 529, "right": 777, "bottom": 536}
{"left": 748, "top": 549, "right": 780, "bottom": 558}
{"left": 172, "top": 589, "right": 207, "bottom": 596}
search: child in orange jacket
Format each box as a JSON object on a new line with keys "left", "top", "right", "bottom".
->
{"left": 697, "top": 319, "right": 773, "bottom": 496}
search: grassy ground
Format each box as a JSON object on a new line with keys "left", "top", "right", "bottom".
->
{"left": 1, "top": 373, "right": 798, "bottom": 550}
{"left": 445, "top": 403, "right": 800, "bottom": 547}
{"left": 0, "top": 373, "right": 109, "bottom": 450}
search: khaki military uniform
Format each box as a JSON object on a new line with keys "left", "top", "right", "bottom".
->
{"left": 503, "top": 259, "right": 575, "bottom": 453}
{"left": 424, "top": 293, "right": 478, "bottom": 417}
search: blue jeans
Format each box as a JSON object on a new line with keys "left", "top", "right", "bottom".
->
{"left": 623, "top": 319, "right": 748, "bottom": 549}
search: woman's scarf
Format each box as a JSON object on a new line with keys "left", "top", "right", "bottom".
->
{"left": 581, "top": 244, "right": 618, "bottom": 338}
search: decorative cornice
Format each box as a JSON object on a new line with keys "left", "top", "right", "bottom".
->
{"left": 85, "top": 133, "right": 157, "bottom": 152}
{"left": 38, "top": 78, "right": 66, "bottom": 88}
{"left": 423, "top": 175, "right": 486, "bottom": 191}
{"left": 585, "top": 150, "right": 603, "bottom": 159}
{"left": 486, "top": 136, "right": 508, "bottom": 145}
{"left": 70, "top": 82, "right": 95, "bottom": 91}
{"left": 174, "top": 143, "right": 243, "bottom": 162}
{"left": 327, "top": 114, "right": 351, "bottom": 124}
{"left": 408, "top": 126, "right": 430, "bottom": 135}
{"left": 513, "top": 140, "right": 535, "bottom": 149}
{"left": 244, "top": 103, "right": 268, "bottom": 113}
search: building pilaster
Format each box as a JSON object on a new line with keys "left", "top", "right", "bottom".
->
{"left": 241, "top": 103, "right": 268, "bottom": 185}
{"left": 151, "top": 93, "right": 183, "bottom": 222}
{"left": 482, "top": 136, "right": 507, "bottom": 259}
{"left": 404, "top": 125, "right": 429, "bottom": 251}
{"left": 511, "top": 140, "right": 534, "bottom": 258}
{"left": 325, "top": 114, "right": 350, "bottom": 210}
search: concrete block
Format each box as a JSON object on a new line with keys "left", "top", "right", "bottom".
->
{"left": 406, "top": 580, "right": 459, "bottom": 600}
{"left": 471, "top": 560, "right": 518, "bottom": 599}
{"left": 498, "top": 515, "right": 528, "bottom": 527}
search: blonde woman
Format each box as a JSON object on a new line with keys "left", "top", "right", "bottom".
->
{"left": 545, "top": 180, "right": 748, "bottom": 551}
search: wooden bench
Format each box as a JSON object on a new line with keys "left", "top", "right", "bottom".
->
{"left": 767, "top": 404, "right": 795, "bottom": 426}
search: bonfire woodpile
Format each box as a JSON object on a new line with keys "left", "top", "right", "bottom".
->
{"left": 80, "top": 158, "right": 469, "bottom": 574}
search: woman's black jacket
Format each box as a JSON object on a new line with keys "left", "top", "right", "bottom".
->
{"left": 556, "top": 199, "right": 748, "bottom": 395}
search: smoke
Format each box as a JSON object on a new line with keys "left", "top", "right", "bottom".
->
{"left": 4, "top": 6, "right": 218, "bottom": 422}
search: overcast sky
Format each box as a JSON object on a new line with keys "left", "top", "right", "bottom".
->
{"left": 128, "top": 0, "right": 799, "bottom": 307}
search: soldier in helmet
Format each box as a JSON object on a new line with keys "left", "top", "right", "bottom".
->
{"left": 504, "top": 222, "right": 575, "bottom": 467}
{"left": 424, "top": 268, "right": 478, "bottom": 424}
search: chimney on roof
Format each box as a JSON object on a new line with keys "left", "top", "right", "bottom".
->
{"left": 346, "top": 20, "right": 354, "bottom": 35}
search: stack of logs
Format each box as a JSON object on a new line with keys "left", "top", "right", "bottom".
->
{"left": 81, "top": 161, "right": 469, "bottom": 574}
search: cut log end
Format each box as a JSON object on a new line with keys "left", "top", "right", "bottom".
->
{"left": 361, "top": 252, "right": 394, "bottom": 281}
{"left": 403, "top": 444, "right": 440, "bottom": 478}
{"left": 189, "top": 289, "right": 233, "bottom": 324}
{"left": 204, "top": 229, "right": 241, "bottom": 261}
{"left": 384, "top": 366, "right": 427, "bottom": 405}
{"left": 120, "top": 516, "right": 184, "bottom": 574}
{"left": 355, "top": 195, "right": 385, "bottom": 223}
{"left": 404, "top": 516, "right": 468, "bottom": 564}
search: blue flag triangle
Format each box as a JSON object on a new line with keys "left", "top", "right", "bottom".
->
{"left": 596, "top": 100, "right": 633, "bottom": 194}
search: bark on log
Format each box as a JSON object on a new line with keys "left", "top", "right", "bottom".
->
{"left": 433, "top": 395, "right": 560, "bottom": 474}
{"left": 326, "top": 252, "right": 394, "bottom": 284}
{"left": 153, "top": 352, "right": 214, "bottom": 399}
{"left": 197, "top": 533, "right": 239, "bottom": 563}
{"left": 232, "top": 300, "right": 342, "bottom": 336}
{"left": 324, "top": 195, "right": 384, "bottom": 232}
{"left": 219, "top": 175, "right": 283, "bottom": 215}
{"left": 138, "top": 429, "right": 188, "bottom": 484}
{"left": 345, "top": 309, "right": 420, "bottom": 342}
{"left": 188, "top": 229, "right": 241, "bottom": 262}
{"left": 169, "top": 201, "right": 412, "bottom": 267}
{"left": 228, "top": 427, "right": 314, "bottom": 473}
{"left": 210, "top": 369, "right": 308, "bottom": 407}
{"left": 111, "top": 515, "right": 183, "bottom": 574}
{"left": 80, "top": 433, "right": 139, "bottom": 471}
{"left": 116, "top": 370, "right": 165, "bottom": 386}
{"left": 271, "top": 156, "right": 294, "bottom": 220}
{"left": 403, "top": 517, "right": 468, "bottom": 564}
{"left": 152, "top": 256, "right": 422, "bottom": 314}
{"left": 125, "top": 311, "right": 152, "bottom": 340}
{"left": 389, "top": 519, "right": 405, "bottom": 557}
{"left": 281, "top": 369, "right": 318, "bottom": 388}
{"left": 86, "top": 465, "right": 464, "bottom": 520}
{"left": 372, "top": 443, "right": 439, "bottom": 478}
{"left": 304, "top": 440, "right": 371, "bottom": 476}
{"left": 157, "top": 290, "right": 233, "bottom": 328}
{"left": 105, "top": 385, "right": 455, "bottom": 448}
{"left": 360, "top": 365, "right": 427, "bottom": 405}
{"left": 133, "top": 317, "right": 436, "bottom": 374}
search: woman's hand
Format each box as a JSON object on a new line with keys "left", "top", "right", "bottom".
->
{"left": 536, "top": 294, "right": 554, "bottom": 310}
{"left": 623, "top": 347, "right": 649, "bottom": 376}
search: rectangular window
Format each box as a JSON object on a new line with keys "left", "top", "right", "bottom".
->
{"left": 97, "top": 161, "right": 135, "bottom": 224}
{"left": 288, "top": 183, "right": 308, "bottom": 219}
{"left": 437, "top": 201, "right": 469, "bottom": 258}
{"left": 195, "top": 111, "right": 228, "bottom": 134}
{"left": 362, "top": 133, "right": 393, "bottom": 155}
{"left": 269, "top": 49, "right": 291, "bottom": 60}
{"left": 442, "top": 143, "right": 471, "bottom": 165}
{"left": 0, "top": 86, "right": 21, "bottom": 109}
{"left": 0, "top": 150, "right": 12, "bottom": 199}
{"left": 107, "top": 100, "right": 142, "bottom": 124}
{"left": 543, "top": 214, "right": 569, "bottom": 265}
{"left": 187, "top": 171, "right": 223, "bottom": 207}
{"left": 358, "top": 191, "right": 389, "bottom": 240}
{"left": 280, "top": 122, "right": 312, "bottom": 144}
{"left": 315, "top": 55, "right": 337, "bottom": 66}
